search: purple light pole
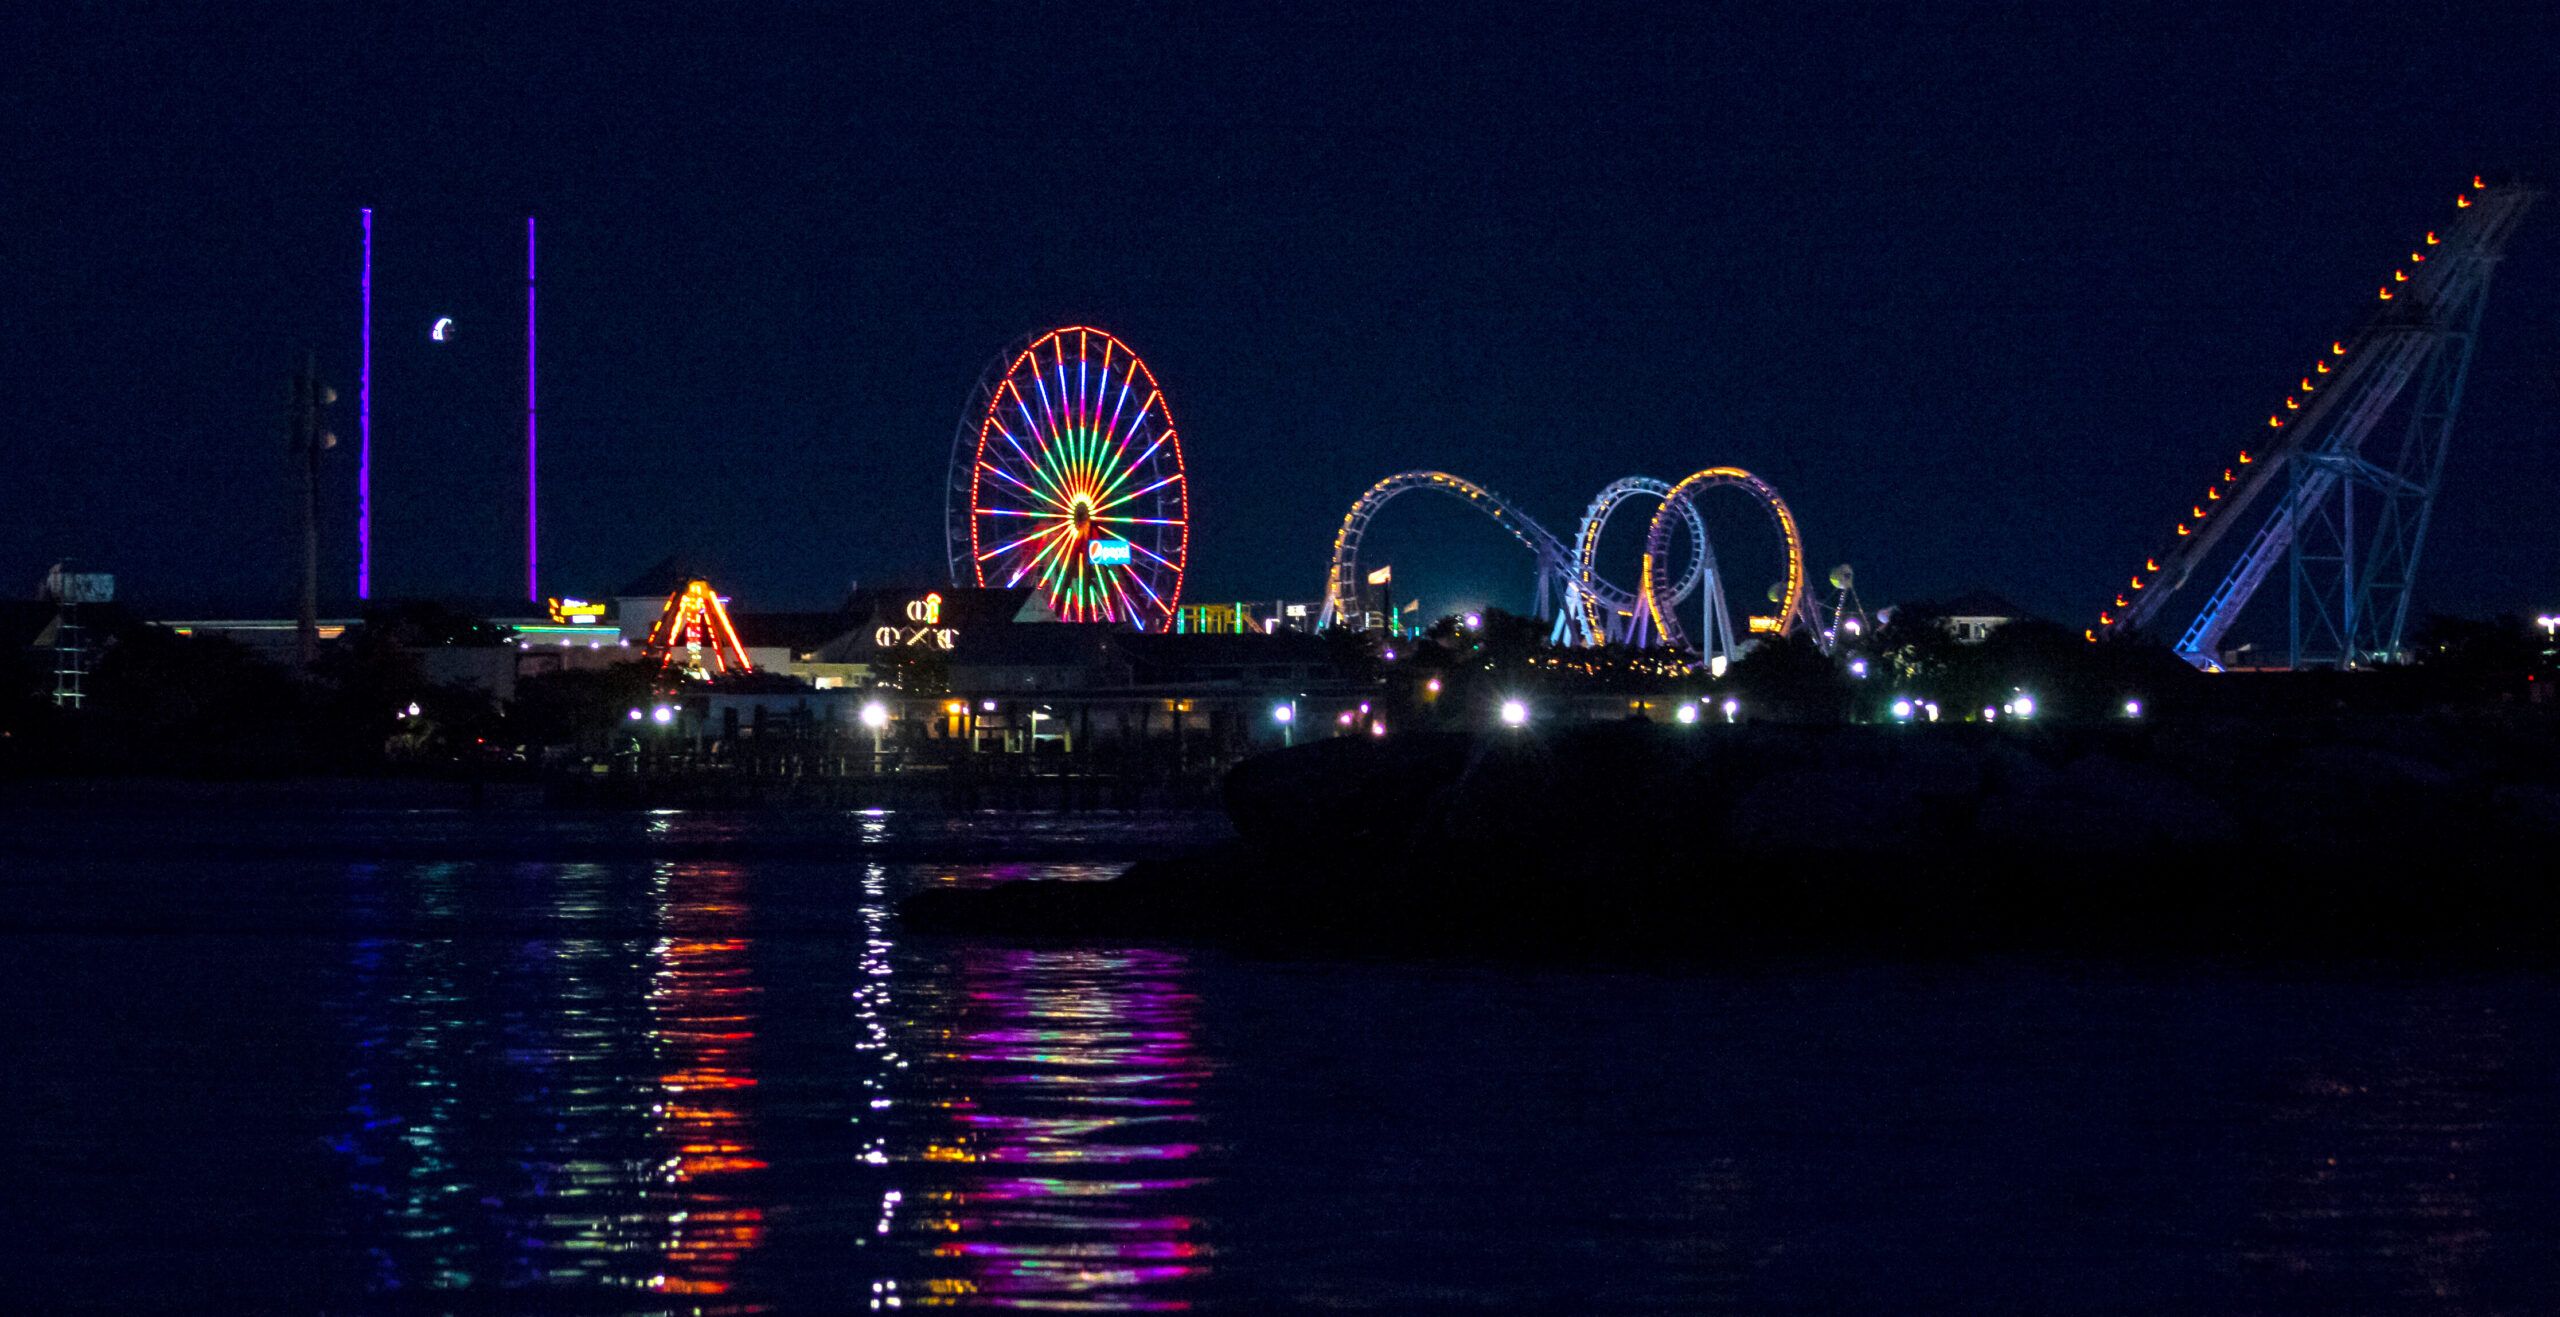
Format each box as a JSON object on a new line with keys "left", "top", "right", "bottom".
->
{"left": 525, "top": 215, "right": 538, "bottom": 603}
{"left": 358, "top": 208, "right": 374, "bottom": 599}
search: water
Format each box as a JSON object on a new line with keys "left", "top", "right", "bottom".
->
{"left": 4, "top": 805, "right": 2556, "bottom": 1313}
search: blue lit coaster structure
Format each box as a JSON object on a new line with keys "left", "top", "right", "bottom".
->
{"left": 1315, "top": 467, "right": 1812, "bottom": 668}
{"left": 2104, "top": 175, "right": 2539, "bottom": 668}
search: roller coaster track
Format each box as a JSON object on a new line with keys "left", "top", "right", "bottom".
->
{"left": 2106, "top": 176, "right": 2536, "bottom": 668}
{"left": 1317, "top": 467, "right": 1802, "bottom": 665}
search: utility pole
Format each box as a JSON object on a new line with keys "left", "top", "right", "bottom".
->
{"left": 290, "top": 351, "right": 338, "bottom": 667}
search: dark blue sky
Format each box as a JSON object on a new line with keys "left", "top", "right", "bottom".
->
{"left": 9, "top": 5, "right": 2558, "bottom": 643}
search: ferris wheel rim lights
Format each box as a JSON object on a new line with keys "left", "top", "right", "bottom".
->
{"left": 964, "top": 326, "right": 1187, "bottom": 629}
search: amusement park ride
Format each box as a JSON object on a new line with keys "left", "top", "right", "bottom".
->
{"left": 641, "top": 579, "right": 753, "bottom": 680}
{"left": 1313, "top": 466, "right": 1819, "bottom": 670}
{"left": 947, "top": 175, "right": 2528, "bottom": 677}
{"left": 2104, "top": 174, "right": 2537, "bottom": 669}
{"left": 945, "top": 327, "right": 1189, "bottom": 632}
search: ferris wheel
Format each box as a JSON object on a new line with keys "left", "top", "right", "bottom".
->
{"left": 946, "top": 327, "right": 1188, "bottom": 628}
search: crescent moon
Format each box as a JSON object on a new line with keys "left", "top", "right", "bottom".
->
{"left": 431, "top": 317, "right": 455, "bottom": 342}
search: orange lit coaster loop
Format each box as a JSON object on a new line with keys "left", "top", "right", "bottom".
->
{"left": 1317, "top": 471, "right": 1570, "bottom": 632}
{"left": 1640, "top": 467, "right": 1804, "bottom": 658}
{"left": 1573, "top": 476, "right": 1709, "bottom": 645}
{"left": 954, "top": 327, "right": 1187, "bottom": 630}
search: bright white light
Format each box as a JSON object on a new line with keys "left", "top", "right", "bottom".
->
{"left": 1425, "top": 677, "right": 1442, "bottom": 693}
{"left": 1708, "top": 654, "right": 1729, "bottom": 678}
{"left": 1720, "top": 698, "right": 1739, "bottom": 722}
{"left": 1383, "top": 649, "right": 1396, "bottom": 661}
{"left": 1925, "top": 702, "right": 1940, "bottom": 722}
{"left": 861, "top": 703, "right": 890, "bottom": 729}
{"left": 1844, "top": 618, "right": 1862, "bottom": 636}
{"left": 404, "top": 702, "right": 421, "bottom": 718}
{"left": 430, "top": 316, "right": 455, "bottom": 342}
{"left": 651, "top": 706, "right": 674, "bottom": 725}
{"left": 1370, "top": 722, "right": 1387, "bottom": 737}
{"left": 1273, "top": 705, "right": 1294, "bottom": 723}
{"left": 2012, "top": 695, "right": 2036, "bottom": 718}
{"left": 2124, "top": 699, "right": 2143, "bottom": 718}
{"left": 1464, "top": 613, "right": 1483, "bottom": 629}
{"left": 981, "top": 700, "right": 998, "bottom": 712}
{"left": 1983, "top": 706, "right": 1998, "bottom": 722}
{"left": 1676, "top": 704, "right": 1699, "bottom": 724}
{"left": 1849, "top": 659, "right": 1868, "bottom": 677}
{"left": 628, "top": 708, "right": 644, "bottom": 721}
{"left": 1891, "top": 698, "right": 1913, "bottom": 720}
{"left": 1338, "top": 711, "right": 1355, "bottom": 726}
{"left": 1499, "top": 699, "right": 1528, "bottom": 726}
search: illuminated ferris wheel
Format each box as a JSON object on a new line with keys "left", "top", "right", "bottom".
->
{"left": 945, "top": 327, "right": 1188, "bottom": 628}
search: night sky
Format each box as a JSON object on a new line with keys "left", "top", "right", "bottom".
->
{"left": 10, "top": 5, "right": 2559, "bottom": 645}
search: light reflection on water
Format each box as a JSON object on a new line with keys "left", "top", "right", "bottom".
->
{"left": 205, "top": 811, "right": 2553, "bottom": 1311}
{"left": 329, "top": 813, "right": 1206, "bottom": 1311}
{"left": 896, "top": 944, "right": 1209, "bottom": 1309}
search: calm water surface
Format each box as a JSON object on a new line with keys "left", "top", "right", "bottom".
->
{"left": 4, "top": 805, "right": 2556, "bottom": 1313}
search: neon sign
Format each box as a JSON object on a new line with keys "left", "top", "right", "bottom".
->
{"left": 1088, "top": 540, "right": 1132, "bottom": 566}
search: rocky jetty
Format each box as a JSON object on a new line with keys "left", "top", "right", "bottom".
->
{"left": 900, "top": 716, "right": 2560, "bottom": 957}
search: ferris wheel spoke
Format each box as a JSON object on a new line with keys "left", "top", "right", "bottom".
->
{"left": 1029, "top": 351, "right": 1064, "bottom": 453}
{"left": 1088, "top": 431, "right": 1170, "bottom": 506}
{"left": 1102, "top": 364, "right": 1135, "bottom": 448}
{"left": 979, "top": 460, "right": 1069, "bottom": 511}
{"left": 1096, "top": 471, "right": 1183, "bottom": 514}
{"left": 978, "top": 515, "right": 1073, "bottom": 558}
{"left": 1102, "top": 566, "right": 1145, "bottom": 621}
{"left": 1126, "top": 539, "right": 1182, "bottom": 578}
{"left": 1111, "top": 558, "right": 1170, "bottom": 614}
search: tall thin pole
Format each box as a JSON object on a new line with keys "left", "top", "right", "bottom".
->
{"left": 296, "top": 350, "right": 323, "bottom": 667}
{"left": 358, "top": 207, "right": 373, "bottom": 600}
{"left": 526, "top": 215, "right": 539, "bottom": 603}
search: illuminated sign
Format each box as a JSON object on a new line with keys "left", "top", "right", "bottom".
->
{"left": 876, "top": 625, "right": 956, "bottom": 650}
{"left": 905, "top": 593, "right": 941, "bottom": 624}
{"left": 547, "top": 596, "right": 605, "bottom": 623}
{"left": 1088, "top": 540, "right": 1131, "bottom": 565}
{"left": 1366, "top": 565, "right": 1393, "bottom": 585}
{"left": 1747, "top": 616, "right": 1782, "bottom": 634}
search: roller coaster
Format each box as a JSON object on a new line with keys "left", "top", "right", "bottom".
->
{"left": 1314, "top": 466, "right": 1815, "bottom": 667}
{"left": 2104, "top": 174, "right": 2538, "bottom": 668}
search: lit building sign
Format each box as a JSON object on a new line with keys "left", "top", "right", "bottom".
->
{"left": 547, "top": 597, "right": 605, "bottom": 624}
{"left": 876, "top": 625, "right": 956, "bottom": 650}
{"left": 1088, "top": 540, "right": 1132, "bottom": 566}
{"left": 1747, "top": 616, "right": 1782, "bottom": 634}
{"left": 881, "top": 594, "right": 956, "bottom": 649}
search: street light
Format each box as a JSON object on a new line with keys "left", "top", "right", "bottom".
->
{"left": 1720, "top": 698, "right": 1739, "bottom": 723}
{"left": 1676, "top": 703, "right": 1699, "bottom": 724}
{"left": 651, "top": 706, "right": 674, "bottom": 725}
{"left": 1274, "top": 701, "right": 1296, "bottom": 746}
{"left": 1499, "top": 699, "right": 1528, "bottom": 726}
